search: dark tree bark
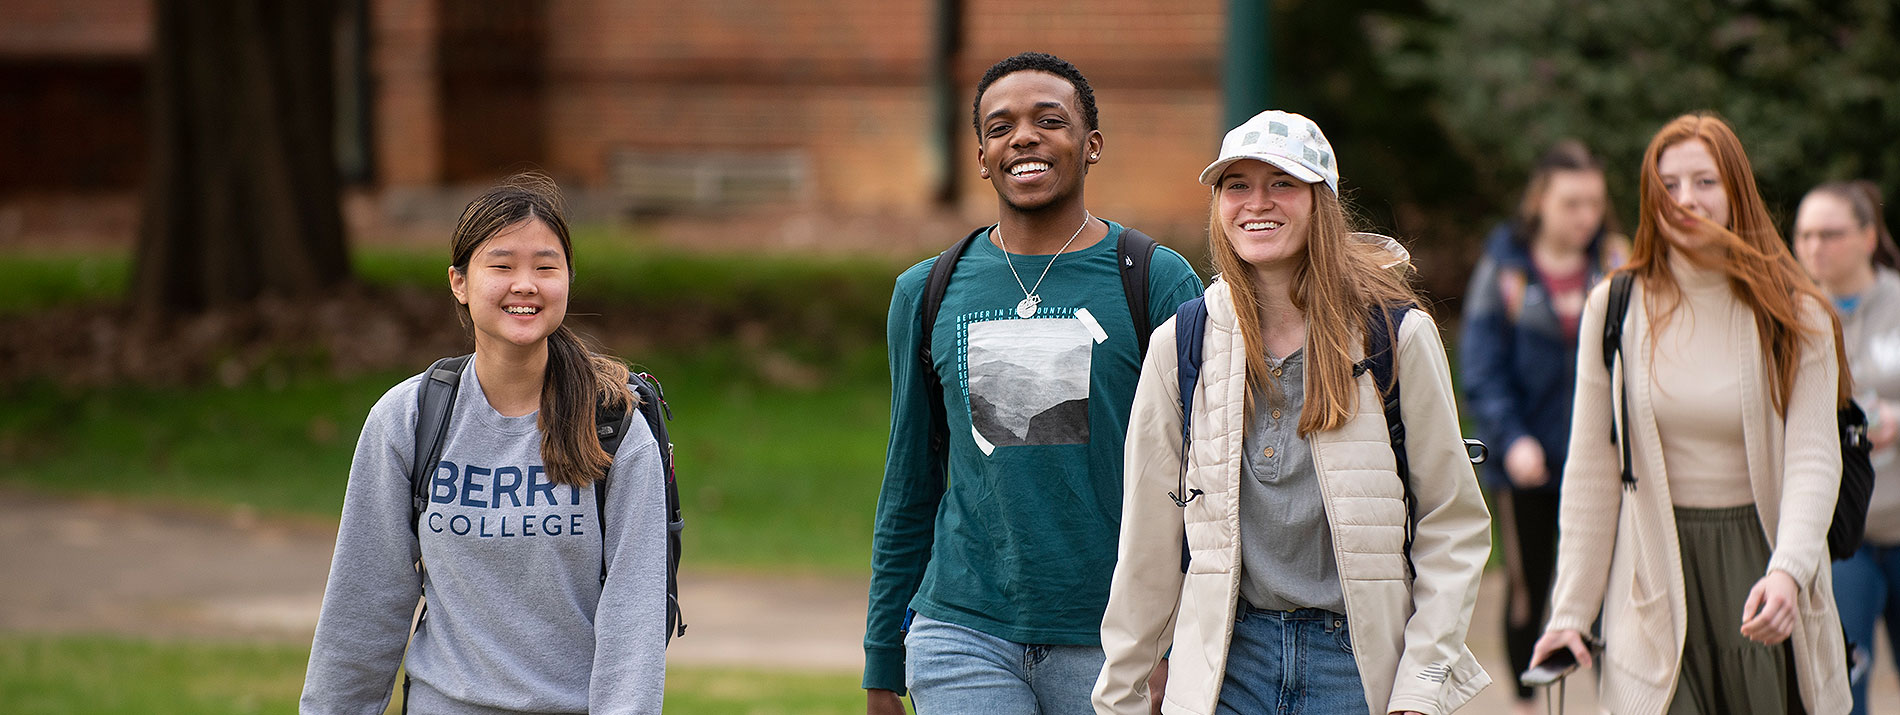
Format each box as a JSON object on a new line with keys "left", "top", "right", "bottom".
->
{"left": 133, "top": 0, "right": 350, "bottom": 315}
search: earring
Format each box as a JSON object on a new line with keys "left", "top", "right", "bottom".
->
{"left": 1090, "top": 153, "right": 1099, "bottom": 159}
{"left": 980, "top": 168, "right": 990, "bottom": 177}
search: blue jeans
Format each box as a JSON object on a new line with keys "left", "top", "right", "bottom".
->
{"left": 903, "top": 613, "right": 1105, "bottom": 715}
{"left": 1216, "top": 606, "right": 1368, "bottom": 715}
{"left": 1834, "top": 541, "right": 1900, "bottom": 715}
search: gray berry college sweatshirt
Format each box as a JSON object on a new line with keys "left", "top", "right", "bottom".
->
{"left": 301, "top": 364, "right": 668, "bottom": 714}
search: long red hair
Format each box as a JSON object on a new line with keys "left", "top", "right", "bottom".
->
{"left": 1621, "top": 113, "right": 1850, "bottom": 413}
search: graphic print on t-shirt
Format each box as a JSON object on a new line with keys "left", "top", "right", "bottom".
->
{"left": 966, "top": 316, "right": 1093, "bottom": 448}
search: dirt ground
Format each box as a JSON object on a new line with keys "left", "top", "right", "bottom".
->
{"left": 3, "top": 486, "right": 1895, "bottom": 714}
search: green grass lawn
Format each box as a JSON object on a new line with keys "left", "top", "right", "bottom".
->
{"left": 0, "top": 634, "right": 878, "bottom": 714}
{"left": 0, "top": 232, "right": 904, "bottom": 574}
{"left": 0, "top": 341, "right": 891, "bottom": 573}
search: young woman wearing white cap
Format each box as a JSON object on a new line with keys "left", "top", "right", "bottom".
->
{"left": 1093, "top": 110, "right": 1493, "bottom": 715}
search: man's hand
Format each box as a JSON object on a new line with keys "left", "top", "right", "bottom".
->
{"left": 1740, "top": 570, "right": 1798, "bottom": 645}
{"left": 868, "top": 688, "right": 907, "bottom": 715}
{"left": 1504, "top": 436, "right": 1549, "bottom": 489}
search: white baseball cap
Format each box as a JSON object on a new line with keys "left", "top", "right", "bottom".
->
{"left": 1199, "top": 110, "right": 1338, "bottom": 194}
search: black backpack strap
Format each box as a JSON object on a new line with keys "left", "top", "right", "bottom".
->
{"left": 1172, "top": 296, "right": 1209, "bottom": 572}
{"left": 411, "top": 354, "right": 473, "bottom": 533}
{"left": 1118, "top": 227, "right": 1162, "bottom": 357}
{"left": 592, "top": 380, "right": 638, "bottom": 584}
{"left": 1358, "top": 303, "right": 1415, "bottom": 579}
{"left": 1602, "top": 273, "right": 1637, "bottom": 489}
{"left": 918, "top": 227, "right": 990, "bottom": 461}
{"left": 624, "top": 371, "right": 685, "bottom": 642}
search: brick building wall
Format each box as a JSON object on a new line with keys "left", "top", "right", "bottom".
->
{"left": 530, "top": 0, "right": 1227, "bottom": 228}
{"left": 3, "top": 0, "right": 1233, "bottom": 248}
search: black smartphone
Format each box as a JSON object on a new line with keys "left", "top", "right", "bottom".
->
{"left": 1520, "top": 648, "right": 1580, "bottom": 687}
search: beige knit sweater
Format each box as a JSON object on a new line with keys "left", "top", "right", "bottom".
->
{"left": 1544, "top": 272, "right": 1850, "bottom": 715}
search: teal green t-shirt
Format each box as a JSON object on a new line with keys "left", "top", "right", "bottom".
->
{"left": 862, "top": 220, "right": 1203, "bottom": 693}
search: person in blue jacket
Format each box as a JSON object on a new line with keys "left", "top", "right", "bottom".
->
{"left": 1458, "top": 140, "right": 1625, "bottom": 714}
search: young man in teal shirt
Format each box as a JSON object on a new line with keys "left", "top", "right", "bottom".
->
{"left": 863, "top": 52, "right": 1203, "bottom": 715}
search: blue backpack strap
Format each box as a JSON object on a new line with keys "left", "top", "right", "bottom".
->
{"left": 1358, "top": 303, "right": 1414, "bottom": 578}
{"left": 1172, "top": 296, "right": 1208, "bottom": 572}
{"left": 411, "top": 354, "right": 472, "bottom": 533}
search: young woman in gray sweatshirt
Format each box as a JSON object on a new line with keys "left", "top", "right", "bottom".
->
{"left": 301, "top": 173, "right": 669, "bottom": 714}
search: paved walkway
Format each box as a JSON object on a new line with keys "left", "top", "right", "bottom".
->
{"left": 2, "top": 487, "right": 1894, "bottom": 713}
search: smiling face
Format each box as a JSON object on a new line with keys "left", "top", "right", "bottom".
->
{"left": 975, "top": 70, "right": 1102, "bottom": 214}
{"left": 1654, "top": 139, "right": 1731, "bottom": 252}
{"left": 450, "top": 219, "right": 571, "bottom": 355}
{"left": 1794, "top": 192, "right": 1875, "bottom": 290}
{"left": 1217, "top": 159, "right": 1314, "bottom": 274}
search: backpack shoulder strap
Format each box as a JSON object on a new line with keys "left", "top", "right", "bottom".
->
{"left": 1118, "top": 227, "right": 1162, "bottom": 357}
{"left": 1172, "top": 295, "right": 1209, "bottom": 572}
{"left": 589, "top": 379, "right": 642, "bottom": 556}
{"left": 1602, "top": 273, "right": 1637, "bottom": 488}
{"left": 623, "top": 371, "right": 686, "bottom": 642}
{"left": 1360, "top": 303, "right": 1415, "bottom": 577}
{"left": 917, "top": 226, "right": 989, "bottom": 458}
{"left": 1602, "top": 273, "right": 1635, "bottom": 374}
{"left": 918, "top": 227, "right": 989, "bottom": 370}
{"left": 411, "top": 354, "right": 473, "bottom": 532}
{"left": 1173, "top": 295, "right": 1209, "bottom": 483}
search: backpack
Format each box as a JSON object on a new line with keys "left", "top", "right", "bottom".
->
{"left": 915, "top": 225, "right": 1163, "bottom": 455}
{"left": 1600, "top": 273, "right": 1874, "bottom": 560}
{"left": 407, "top": 354, "right": 687, "bottom": 642}
{"left": 1171, "top": 297, "right": 1484, "bottom": 577}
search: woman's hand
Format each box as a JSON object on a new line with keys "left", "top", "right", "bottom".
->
{"left": 1504, "top": 436, "right": 1549, "bottom": 489}
{"left": 1740, "top": 570, "right": 1799, "bottom": 645}
{"left": 1529, "top": 628, "right": 1595, "bottom": 670}
{"left": 1147, "top": 658, "right": 1168, "bottom": 715}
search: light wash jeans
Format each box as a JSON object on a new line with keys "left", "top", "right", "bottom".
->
{"left": 1834, "top": 541, "right": 1900, "bottom": 715}
{"left": 1216, "top": 606, "right": 1368, "bottom": 715}
{"left": 902, "top": 613, "right": 1105, "bottom": 715}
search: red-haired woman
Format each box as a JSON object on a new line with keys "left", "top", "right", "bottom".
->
{"left": 1530, "top": 114, "right": 1853, "bottom": 714}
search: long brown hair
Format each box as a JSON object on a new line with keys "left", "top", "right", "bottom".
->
{"left": 1623, "top": 113, "right": 1850, "bottom": 412}
{"left": 449, "top": 172, "right": 634, "bottom": 487}
{"left": 1805, "top": 180, "right": 1899, "bottom": 269}
{"left": 1208, "top": 182, "right": 1422, "bottom": 435}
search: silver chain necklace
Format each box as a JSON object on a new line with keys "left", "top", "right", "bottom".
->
{"left": 995, "top": 211, "right": 1092, "bottom": 319}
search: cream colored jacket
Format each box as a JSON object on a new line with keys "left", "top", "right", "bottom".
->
{"left": 1545, "top": 278, "right": 1850, "bottom": 714}
{"left": 1094, "top": 279, "right": 1493, "bottom": 715}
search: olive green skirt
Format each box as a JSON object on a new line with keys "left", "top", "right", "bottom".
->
{"left": 1666, "top": 504, "right": 1803, "bottom": 715}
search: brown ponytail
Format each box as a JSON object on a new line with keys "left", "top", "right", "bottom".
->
{"left": 450, "top": 172, "right": 636, "bottom": 487}
{"left": 540, "top": 325, "right": 634, "bottom": 487}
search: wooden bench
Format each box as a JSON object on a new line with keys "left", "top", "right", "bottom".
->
{"left": 609, "top": 150, "right": 812, "bottom": 214}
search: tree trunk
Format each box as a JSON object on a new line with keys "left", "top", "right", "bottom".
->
{"left": 133, "top": 0, "right": 350, "bottom": 315}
